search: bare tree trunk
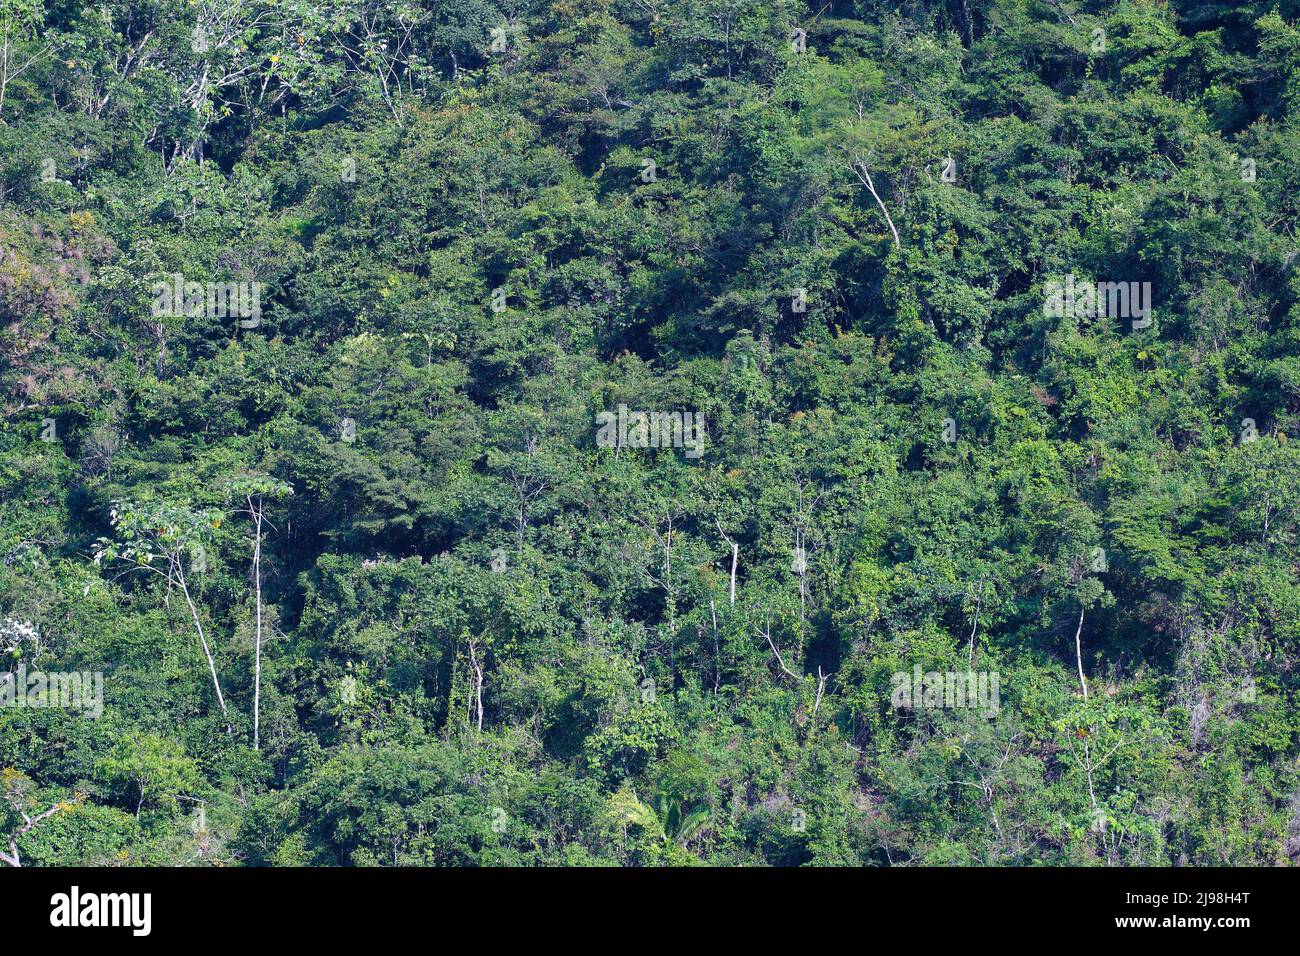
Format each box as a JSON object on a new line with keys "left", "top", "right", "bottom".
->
{"left": 968, "top": 578, "right": 984, "bottom": 666}
{"left": 795, "top": 527, "right": 807, "bottom": 635}
{"left": 0, "top": 28, "right": 55, "bottom": 122}
{"left": 251, "top": 505, "right": 263, "bottom": 750}
{"left": 1084, "top": 736, "right": 1099, "bottom": 815}
{"left": 714, "top": 518, "right": 737, "bottom": 606}
{"left": 3, "top": 818, "right": 49, "bottom": 866}
{"left": 1, "top": 798, "right": 67, "bottom": 867}
{"left": 813, "top": 667, "right": 828, "bottom": 718}
{"left": 760, "top": 613, "right": 800, "bottom": 682}
{"left": 1074, "top": 604, "right": 1088, "bottom": 700}
{"left": 728, "top": 542, "right": 737, "bottom": 605}
{"left": 0, "top": 41, "right": 9, "bottom": 120}
{"left": 850, "top": 155, "right": 901, "bottom": 248}
{"left": 176, "top": 560, "right": 230, "bottom": 726}
{"left": 468, "top": 639, "right": 484, "bottom": 733}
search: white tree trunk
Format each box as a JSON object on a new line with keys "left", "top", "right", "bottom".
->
{"left": 176, "top": 560, "right": 229, "bottom": 723}
{"left": 1074, "top": 605, "right": 1088, "bottom": 700}
{"left": 252, "top": 506, "right": 263, "bottom": 750}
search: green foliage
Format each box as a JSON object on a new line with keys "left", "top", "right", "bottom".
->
{"left": 2, "top": 0, "right": 1299, "bottom": 867}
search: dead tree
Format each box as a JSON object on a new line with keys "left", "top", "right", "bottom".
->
{"left": 848, "top": 148, "right": 901, "bottom": 248}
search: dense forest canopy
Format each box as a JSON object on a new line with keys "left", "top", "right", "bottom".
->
{"left": 1, "top": 0, "right": 1299, "bottom": 866}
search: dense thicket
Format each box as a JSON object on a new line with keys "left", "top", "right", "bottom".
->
{"left": 2, "top": 0, "right": 1299, "bottom": 866}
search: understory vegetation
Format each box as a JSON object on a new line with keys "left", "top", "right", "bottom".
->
{"left": 2, "top": 0, "right": 1300, "bottom": 865}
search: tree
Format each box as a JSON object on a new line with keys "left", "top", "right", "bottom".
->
{"left": 95, "top": 501, "right": 231, "bottom": 729}
{"left": 227, "top": 473, "right": 293, "bottom": 751}
{"left": 95, "top": 735, "right": 202, "bottom": 819}
{"left": 0, "top": 0, "right": 53, "bottom": 120}
{"left": 0, "top": 769, "right": 79, "bottom": 867}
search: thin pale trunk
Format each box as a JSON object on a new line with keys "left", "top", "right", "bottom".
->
{"left": 1, "top": 799, "right": 65, "bottom": 866}
{"left": 0, "top": 36, "right": 11, "bottom": 120}
{"left": 1074, "top": 604, "right": 1088, "bottom": 700}
{"left": 855, "top": 162, "right": 900, "bottom": 248}
{"left": 987, "top": 785, "right": 1002, "bottom": 835}
{"left": 176, "top": 560, "right": 230, "bottom": 725}
{"left": 252, "top": 506, "right": 263, "bottom": 751}
{"left": 728, "top": 543, "right": 737, "bottom": 606}
{"left": 968, "top": 578, "right": 984, "bottom": 667}
{"left": 1084, "top": 738, "right": 1099, "bottom": 813}
{"left": 468, "top": 640, "right": 484, "bottom": 733}
{"left": 714, "top": 519, "right": 738, "bottom": 607}
{"left": 795, "top": 528, "right": 806, "bottom": 635}
{"left": 799, "top": 576, "right": 807, "bottom": 633}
